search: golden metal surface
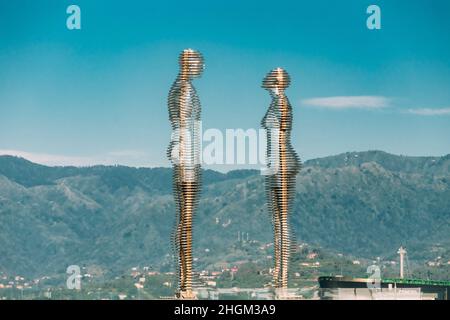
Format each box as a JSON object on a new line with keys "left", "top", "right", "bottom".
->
{"left": 262, "top": 68, "right": 301, "bottom": 289}
{"left": 167, "top": 49, "right": 204, "bottom": 299}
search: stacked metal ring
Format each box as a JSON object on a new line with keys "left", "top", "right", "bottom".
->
{"left": 167, "top": 49, "right": 204, "bottom": 299}
{"left": 261, "top": 68, "right": 301, "bottom": 290}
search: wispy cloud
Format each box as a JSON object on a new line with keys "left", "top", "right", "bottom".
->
{"left": 407, "top": 107, "right": 450, "bottom": 116}
{"left": 301, "top": 96, "right": 390, "bottom": 110}
{"left": 0, "top": 149, "right": 153, "bottom": 167}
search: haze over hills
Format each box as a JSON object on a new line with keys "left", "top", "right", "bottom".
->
{"left": 0, "top": 151, "right": 449, "bottom": 278}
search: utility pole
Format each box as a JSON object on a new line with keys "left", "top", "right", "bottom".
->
{"left": 398, "top": 246, "right": 407, "bottom": 279}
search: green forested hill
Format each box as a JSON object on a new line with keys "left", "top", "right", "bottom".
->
{"left": 0, "top": 151, "right": 449, "bottom": 277}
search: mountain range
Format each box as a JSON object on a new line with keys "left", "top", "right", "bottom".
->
{"left": 0, "top": 150, "right": 449, "bottom": 278}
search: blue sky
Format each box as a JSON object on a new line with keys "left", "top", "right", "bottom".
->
{"left": 0, "top": 0, "right": 449, "bottom": 169}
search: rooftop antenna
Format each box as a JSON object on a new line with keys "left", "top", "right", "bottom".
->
{"left": 405, "top": 250, "right": 412, "bottom": 278}
{"left": 397, "top": 246, "right": 407, "bottom": 279}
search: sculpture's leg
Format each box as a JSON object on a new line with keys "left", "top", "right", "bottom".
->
{"left": 178, "top": 211, "right": 186, "bottom": 291}
{"left": 178, "top": 180, "right": 197, "bottom": 299}
{"left": 270, "top": 185, "right": 281, "bottom": 287}
{"left": 173, "top": 171, "right": 186, "bottom": 296}
{"left": 279, "top": 132, "right": 290, "bottom": 289}
{"left": 280, "top": 211, "right": 290, "bottom": 288}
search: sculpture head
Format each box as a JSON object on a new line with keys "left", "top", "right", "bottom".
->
{"left": 179, "top": 49, "right": 205, "bottom": 79}
{"left": 262, "top": 68, "right": 290, "bottom": 93}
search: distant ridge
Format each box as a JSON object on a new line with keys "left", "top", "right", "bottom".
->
{"left": 305, "top": 150, "right": 450, "bottom": 175}
{"left": 0, "top": 151, "right": 449, "bottom": 277}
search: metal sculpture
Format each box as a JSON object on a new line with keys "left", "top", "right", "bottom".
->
{"left": 261, "top": 68, "right": 301, "bottom": 292}
{"left": 167, "top": 49, "right": 204, "bottom": 299}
